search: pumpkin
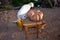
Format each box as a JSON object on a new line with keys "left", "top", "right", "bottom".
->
{"left": 27, "top": 9, "right": 43, "bottom": 21}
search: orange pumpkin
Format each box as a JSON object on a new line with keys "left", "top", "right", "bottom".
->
{"left": 27, "top": 9, "right": 43, "bottom": 21}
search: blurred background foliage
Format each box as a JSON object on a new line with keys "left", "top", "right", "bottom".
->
{"left": 0, "top": 0, "right": 60, "bottom": 9}
{"left": 12, "top": 0, "right": 53, "bottom": 7}
{"left": 12, "top": 0, "right": 37, "bottom": 6}
{"left": 0, "top": 5, "right": 13, "bottom": 9}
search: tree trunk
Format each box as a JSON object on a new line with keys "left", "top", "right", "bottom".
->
{"left": 48, "top": 0, "right": 53, "bottom": 7}
{"left": 54, "top": 0, "right": 58, "bottom": 7}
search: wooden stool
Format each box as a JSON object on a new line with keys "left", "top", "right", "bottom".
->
{"left": 16, "top": 19, "right": 47, "bottom": 40}
{"left": 23, "top": 19, "right": 47, "bottom": 40}
{"left": 23, "top": 22, "right": 46, "bottom": 39}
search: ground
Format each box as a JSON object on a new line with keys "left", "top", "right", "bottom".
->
{"left": 0, "top": 7, "right": 60, "bottom": 40}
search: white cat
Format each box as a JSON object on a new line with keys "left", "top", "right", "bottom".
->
{"left": 12, "top": 2, "right": 34, "bottom": 22}
{"left": 17, "top": 2, "right": 34, "bottom": 19}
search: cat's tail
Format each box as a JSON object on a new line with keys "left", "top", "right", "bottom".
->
{"left": 11, "top": 20, "right": 17, "bottom": 23}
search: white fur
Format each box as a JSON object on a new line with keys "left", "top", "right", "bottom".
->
{"left": 17, "top": 2, "right": 34, "bottom": 19}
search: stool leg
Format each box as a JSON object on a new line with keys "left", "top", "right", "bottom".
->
{"left": 18, "top": 27, "right": 22, "bottom": 32}
{"left": 37, "top": 26, "right": 40, "bottom": 38}
{"left": 25, "top": 27, "right": 29, "bottom": 40}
